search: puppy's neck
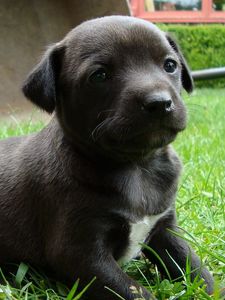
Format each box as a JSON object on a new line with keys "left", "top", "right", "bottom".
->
{"left": 53, "top": 122, "right": 160, "bottom": 168}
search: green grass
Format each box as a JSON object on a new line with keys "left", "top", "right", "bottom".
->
{"left": 0, "top": 88, "right": 224, "bottom": 299}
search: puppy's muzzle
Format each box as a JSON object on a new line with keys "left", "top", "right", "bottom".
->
{"left": 141, "top": 92, "right": 174, "bottom": 114}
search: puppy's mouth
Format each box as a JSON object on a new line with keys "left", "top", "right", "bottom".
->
{"left": 97, "top": 126, "right": 179, "bottom": 160}
{"left": 90, "top": 107, "right": 186, "bottom": 160}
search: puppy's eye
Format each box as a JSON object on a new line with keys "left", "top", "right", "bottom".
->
{"left": 164, "top": 59, "right": 177, "bottom": 73}
{"left": 89, "top": 68, "right": 108, "bottom": 83}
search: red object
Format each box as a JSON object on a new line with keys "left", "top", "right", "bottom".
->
{"left": 130, "top": 0, "right": 225, "bottom": 23}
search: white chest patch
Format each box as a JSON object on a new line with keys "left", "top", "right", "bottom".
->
{"left": 118, "top": 207, "right": 171, "bottom": 265}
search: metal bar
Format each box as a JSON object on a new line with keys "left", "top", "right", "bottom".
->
{"left": 192, "top": 67, "right": 225, "bottom": 80}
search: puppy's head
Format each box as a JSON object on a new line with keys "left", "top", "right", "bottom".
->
{"left": 23, "top": 16, "right": 193, "bottom": 161}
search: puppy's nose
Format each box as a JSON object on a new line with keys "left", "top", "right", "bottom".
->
{"left": 142, "top": 93, "right": 173, "bottom": 113}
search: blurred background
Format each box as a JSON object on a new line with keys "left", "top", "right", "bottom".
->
{"left": 0, "top": 0, "right": 224, "bottom": 121}
{"left": 0, "top": 0, "right": 130, "bottom": 121}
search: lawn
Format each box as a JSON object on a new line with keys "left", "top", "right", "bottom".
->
{"left": 0, "top": 88, "right": 224, "bottom": 299}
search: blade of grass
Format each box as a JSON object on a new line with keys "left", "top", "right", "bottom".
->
{"left": 15, "top": 262, "right": 29, "bottom": 286}
{"left": 104, "top": 287, "right": 126, "bottom": 300}
{"left": 167, "top": 228, "right": 225, "bottom": 264}
{"left": 73, "top": 277, "right": 96, "bottom": 300}
{"left": 66, "top": 279, "right": 80, "bottom": 300}
{"left": 141, "top": 244, "right": 172, "bottom": 281}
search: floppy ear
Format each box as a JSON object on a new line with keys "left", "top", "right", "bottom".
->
{"left": 166, "top": 34, "right": 194, "bottom": 93}
{"left": 22, "top": 43, "right": 64, "bottom": 113}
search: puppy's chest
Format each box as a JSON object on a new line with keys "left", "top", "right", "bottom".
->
{"left": 114, "top": 164, "right": 176, "bottom": 265}
{"left": 116, "top": 165, "right": 173, "bottom": 215}
{"left": 118, "top": 208, "right": 170, "bottom": 265}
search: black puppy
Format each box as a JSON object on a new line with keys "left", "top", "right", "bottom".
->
{"left": 0, "top": 16, "right": 213, "bottom": 299}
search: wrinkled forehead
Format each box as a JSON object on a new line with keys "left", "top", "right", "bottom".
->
{"left": 64, "top": 17, "right": 175, "bottom": 63}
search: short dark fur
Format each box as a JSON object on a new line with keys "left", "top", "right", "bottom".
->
{"left": 0, "top": 16, "right": 213, "bottom": 299}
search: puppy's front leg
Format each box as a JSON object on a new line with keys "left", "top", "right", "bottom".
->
{"left": 49, "top": 243, "right": 154, "bottom": 300}
{"left": 143, "top": 212, "right": 214, "bottom": 295}
{"left": 77, "top": 253, "right": 154, "bottom": 300}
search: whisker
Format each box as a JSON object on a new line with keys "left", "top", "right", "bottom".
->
{"left": 91, "top": 115, "right": 122, "bottom": 142}
{"left": 97, "top": 109, "right": 117, "bottom": 119}
{"left": 91, "top": 118, "right": 112, "bottom": 142}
